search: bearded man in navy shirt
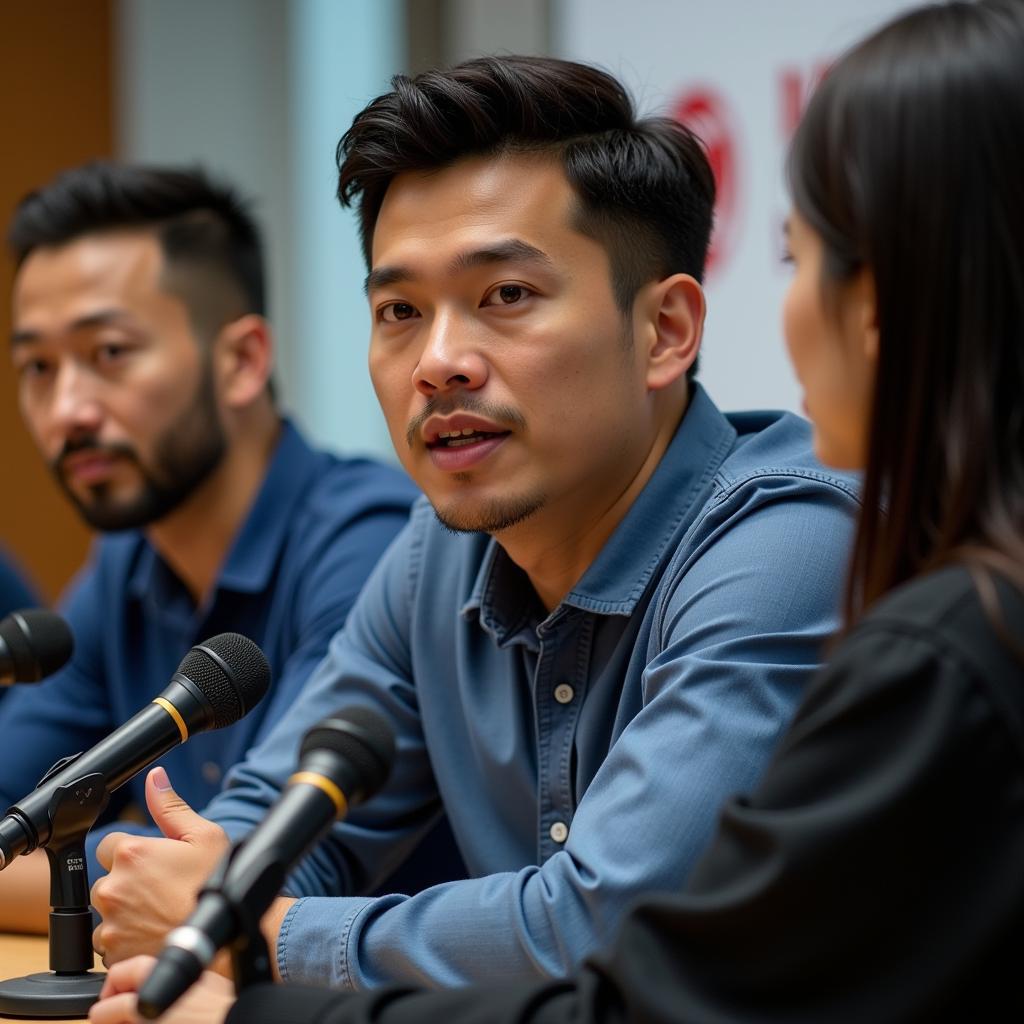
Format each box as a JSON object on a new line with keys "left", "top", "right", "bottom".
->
{"left": 0, "top": 162, "right": 418, "bottom": 931}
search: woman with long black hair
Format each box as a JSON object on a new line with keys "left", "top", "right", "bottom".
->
{"left": 91, "top": 1, "right": 1024, "bottom": 1020}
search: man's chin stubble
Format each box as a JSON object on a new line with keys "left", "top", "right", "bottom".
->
{"left": 64, "top": 484, "right": 169, "bottom": 532}
{"left": 432, "top": 492, "right": 547, "bottom": 536}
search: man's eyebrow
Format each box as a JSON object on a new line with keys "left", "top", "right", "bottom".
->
{"left": 448, "top": 239, "right": 554, "bottom": 275}
{"left": 10, "top": 309, "right": 137, "bottom": 347}
{"left": 10, "top": 328, "right": 38, "bottom": 347}
{"left": 364, "top": 265, "right": 412, "bottom": 295}
{"left": 364, "top": 239, "right": 554, "bottom": 295}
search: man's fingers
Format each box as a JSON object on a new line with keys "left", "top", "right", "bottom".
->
{"left": 88, "top": 991, "right": 140, "bottom": 1024}
{"left": 97, "top": 955, "right": 157, "bottom": 998}
{"left": 92, "top": 919, "right": 105, "bottom": 964}
{"left": 91, "top": 962, "right": 237, "bottom": 1024}
{"left": 146, "top": 768, "right": 224, "bottom": 845}
{"left": 95, "top": 831, "right": 131, "bottom": 873}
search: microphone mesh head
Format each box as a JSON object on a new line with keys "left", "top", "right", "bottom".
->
{"left": 0, "top": 609, "right": 74, "bottom": 681}
{"left": 178, "top": 633, "right": 270, "bottom": 730}
{"left": 300, "top": 706, "right": 396, "bottom": 804}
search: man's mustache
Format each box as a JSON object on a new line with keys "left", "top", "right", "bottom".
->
{"left": 405, "top": 396, "right": 526, "bottom": 449}
{"left": 53, "top": 436, "right": 139, "bottom": 474}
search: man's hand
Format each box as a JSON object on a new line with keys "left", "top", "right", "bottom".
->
{"left": 91, "top": 767, "right": 230, "bottom": 965}
{"left": 88, "top": 955, "right": 235, "bottom": 1024}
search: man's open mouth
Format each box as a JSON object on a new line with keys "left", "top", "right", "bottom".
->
{"left": 429, "top": 428, "right": 508, "bottom": 449}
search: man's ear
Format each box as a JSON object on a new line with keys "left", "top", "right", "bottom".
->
{"left": 634, "top": 273, "right": 704, "bottom": 392}
{"left": 213, "top": 314, "right": 274, "bottom": 408}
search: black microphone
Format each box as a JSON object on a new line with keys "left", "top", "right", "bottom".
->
{"left": 136, "top": 706, "right": 395, "bottom": 1020}
{"left": 0, "top": 608, "right": 74, "bottom": 685}
{"left": 0, "top": 632, "right": 270, "bottom": 868}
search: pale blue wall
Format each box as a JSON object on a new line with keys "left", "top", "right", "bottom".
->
{"left": 117, "top": 0, "right": 401, "bottom": 462}
{"left": 287, "top": 0, "right": 400, "bottom": 460}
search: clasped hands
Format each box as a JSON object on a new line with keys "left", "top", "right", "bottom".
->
{"left": 88, "top": 766, "right": 294, "bottom": 1023}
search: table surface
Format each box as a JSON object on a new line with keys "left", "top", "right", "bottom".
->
{"left": 0, "top": 935, "right": 99, "bottom": 1022}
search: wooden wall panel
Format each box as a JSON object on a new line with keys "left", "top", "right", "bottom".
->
{"left": 0, "top": 1, "right": 113, "bottom": 601}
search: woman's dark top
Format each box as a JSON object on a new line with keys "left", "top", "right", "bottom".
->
{"left": 229, "top": 564, "right": 1024, "bottom": 1023}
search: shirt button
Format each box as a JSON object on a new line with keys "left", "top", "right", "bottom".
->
{"left": 549, "top": 821, "right": 569, "bottom": 844}
{"left": 554, "top": 683, "right": 575, "bottom": 704}
{"left": 202, "top": 761, "right": 222, "bottom": 785}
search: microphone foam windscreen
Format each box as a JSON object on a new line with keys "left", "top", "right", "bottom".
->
{"left": 179, "top": 633, "right": 271, "bottom": 729}
{"left": 300, "top": 706, "right": 396, "bottom": 801}
{"left": 0, "top": 609, "right": 74, "bottom": 681}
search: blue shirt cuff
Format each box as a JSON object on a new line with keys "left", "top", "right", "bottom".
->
{"left": 278, "top": 895, "right": 378, "bottom": 989}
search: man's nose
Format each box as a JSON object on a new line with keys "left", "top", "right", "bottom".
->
{"left": 49, "top": 361, "right": 104, "bottom": 436}
{"left": 412, "top": 312, "right": 488, "bottom": 398}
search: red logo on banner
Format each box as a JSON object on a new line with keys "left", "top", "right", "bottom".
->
{"left": 672, "top": 87, "right": 740, "bottom": 278}
{"left": 778, "top": 62, "right": 831, "bottom": 140}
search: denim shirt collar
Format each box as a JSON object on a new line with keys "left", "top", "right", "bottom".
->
{"left": 127, "top": 420, "right": 321, "bottom": 605}
{"left": 465, "top": 385, "right": 737, "bottom": 646}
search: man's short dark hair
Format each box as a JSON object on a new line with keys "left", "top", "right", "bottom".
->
{"left": 336, "top": 56, "right": 715, "bottom": 377}
{"left": 7, "top": 161, "right": 266, "bottom": 340}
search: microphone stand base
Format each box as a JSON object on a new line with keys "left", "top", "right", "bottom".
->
{"left": 0, "top": 970, "right": 105, "bottom": 1019}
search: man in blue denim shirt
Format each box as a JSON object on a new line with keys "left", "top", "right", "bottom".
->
{"left": 0, "top": 163, "right": 417, "bottom": 932}
{"left": 92, "top": 57, "right": 859, "bottom": 991}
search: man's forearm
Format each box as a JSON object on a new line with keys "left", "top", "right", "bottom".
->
{"left": 262, "top": 896, "right": 296, "bottom": 981}
{"left": 0, "top": 848, "right": 53, "bottom": 933}
{"left": 195, "top": 895, "right": 299, "bottom": 981}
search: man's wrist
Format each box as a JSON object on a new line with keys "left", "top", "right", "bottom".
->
{"left": 262, "top": 896, "right": 297, "bottom": 982}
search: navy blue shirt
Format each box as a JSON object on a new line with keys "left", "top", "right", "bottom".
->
{"left": 208, "top": 387, "right": 862, "bottom": 989}
{"left": 0, "top": 549, "right": 41, "bottom": 708}
{"left": 0, "top": 421, "right": 417, "bottom": 879}
{"left": 0, "top": 549, "right": 39, "bottom": 618}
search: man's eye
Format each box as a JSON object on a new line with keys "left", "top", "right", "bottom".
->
{"left": 17, "top": 358, "right": 53, "bottom": 380}
{"left": 482, "top": 283, "right": 531, "bottom": 307}
{"left": 379, "top": 302, "right": 418, "bottom": 323}
{"left": 96, "top": 343, "right": 130, "bottom": 364}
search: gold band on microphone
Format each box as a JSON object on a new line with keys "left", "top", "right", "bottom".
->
{"left": 153, "top": 697, "right": 189, "bottom": 743}
{"left": 288, "top": 771, "right": 348, "bottom": 819}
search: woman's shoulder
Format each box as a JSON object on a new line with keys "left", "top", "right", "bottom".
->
{"left": 864, "top": 562, "right": 998, "bottom": 627}
{"left": 833, "top": 563, "right": 1024, "bottom": 748}
{"left": 856, "top": 562, "right": 1024, "bottom": 659}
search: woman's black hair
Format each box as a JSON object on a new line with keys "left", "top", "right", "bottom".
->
{"left": 788, "top": 0, "right": 1024, "bottom": 625}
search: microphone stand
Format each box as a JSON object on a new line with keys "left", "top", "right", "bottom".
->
{"left": 0, "top": 760, "right": 109, "bottom": 1019}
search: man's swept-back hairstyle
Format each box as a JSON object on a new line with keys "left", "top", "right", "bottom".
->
{"left": 336, "top": 55, "right": 715, "bottom": 376}
{"left": 7, "top": 161, "right": 265, "bottom": 337}
{"left": 788, "top": 0, "right": 1024, "bottom": 626}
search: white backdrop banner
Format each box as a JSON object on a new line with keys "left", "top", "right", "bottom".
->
{"left": 555, "top": 0, "right": 917, "bottom": 415}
